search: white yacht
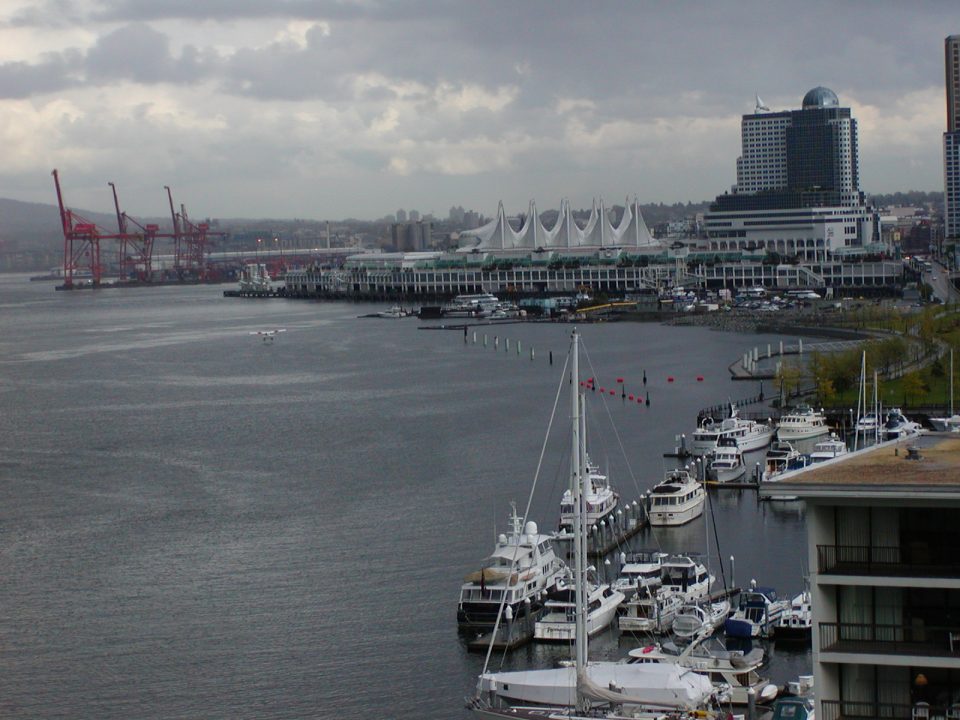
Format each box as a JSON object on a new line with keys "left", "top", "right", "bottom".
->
{"left": 776, "top": 404, "right": 830, "bottom": 441}
{"left": 931, "top": 350, "right": 959, "bottom": 432}
{"left": 671, "top": 600, "right": 731, "bottom": 641}
{"left": 376, "top": 305, "right": 409, "bottom": 318}
{"left": 534, "top": 575, "right": 624, "bottom": 642}
{"left": 558, "top": 456, "right": 619, "bottom": 536}
{"left": 660, "top": 555, "right": 714, "bottom": 602}
{"left": 627, "top": 638, "right": 778, "bottom": 706}
{"left": 690, "top": 403, "right": 775, "bottom": 455}
{"left": 442, "top": 292, "right": 500, "bottom": 317}
{"left": 611, "top": 550, "right": 668, "bottom": 598}
{"left": 647, "top": 469, "right": 705, "bottom": 526}
{"left": 618, "top": 587, "right": 685, "bottom": 634}
{"left": 707, "top": 443, "right": 747, "bottom": 483}
{"left": 457, "top": 504, "right": 568, "bottom": 632}
{"left": 809, "top": 435, "right": 848, "bottom": 463}
{"left": 854, "top": 411, "right": 881, "bottom": 436}
{"left": 882, "top": 408, "right": 922, "bottom": 440}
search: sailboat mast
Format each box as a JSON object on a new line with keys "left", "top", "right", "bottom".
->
{"left": 570, "top": 330, "right": 588, "bottom": 672}
{"left": 951, "top": 350, "right": 955, "bottom": 417}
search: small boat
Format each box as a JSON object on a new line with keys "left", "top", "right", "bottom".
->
{"left": 854, "top": 411, "right": 880, "bottom": 435}
{"left": 671, "top": 600, "right": 731, "bottom": 641}
{"left": 534, "top": 574, "right": 624, "bottom": 642}
{"left": 457, "top": 504, "right": 568, "bottom": 632}
{"left": 930, "top": 350, "right": 959, "bottom": 432}
{"left": 776, "top": 404, "right": 830, "bottom": 441}
{"left": 724, "top": 583, "right": 790, "bottom": 639}
{"left": 611, "top": 550, "right": 668, "bottom": 598}
{"left": 647, "top": 469, "right": 705, "bottom": 526}
{"left": 773, "top": 590, "right": 812, "bottom": 641}
{"left": 882, "top": 408, "right": 922, "bottom": 440}
{"left": 627, "top": 637, "right": 779, "bottom": 706}
{"left": 376, "top": 305, "right": 409, "bottom": 318}
{"left": 617, "top": 587, "right": 685, "bottom": 634}
{"left": 707, "top": 441, "right": 747, "bottom": 483}
{"left": 809, "top": 435, "right": 849, "bottom": 463}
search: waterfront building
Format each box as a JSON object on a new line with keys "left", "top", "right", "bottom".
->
{"left": 706, "top": 87, "right": 880, "bottom": 262}
{"left": 945, "top": 36, "right": 960, "bottom": 243}
{"left": 758, "top": 434, "right": 960, "bottom": 720}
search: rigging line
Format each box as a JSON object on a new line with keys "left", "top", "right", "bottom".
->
{"left": 479, "top": 347, "right": 571, "bottom": 677}
{"left": 705, "top": 487, "right": 728, "bottom": 593}
{"left": 579, "top": 339, "right": 645, "bottom": 502}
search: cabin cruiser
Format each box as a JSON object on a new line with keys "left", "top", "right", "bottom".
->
{"left": 809, "top": 435, "right": 849, "bottom": 463}
{"left": 534, "top": 573, "right": 624, "bottom": 642}
{"left": 671, "top": 600, "right": 731, "bottom": 641}
{"left": 618, "top": 587, "right": 685, "bottom": 634}
{"left": 627, "top": 638, "right": 778, "bottom": 705}
{"left": 724, "top": 584, "right": 790, "bottom": 639}
{"left": 707, "top": 442, "right": 747, "bottom": 483}
{"left": 776, "top": 404, "right": 830, "bottom": 441}
{"left": 855, "top": 411, "right": 880, "bottom": 436}
{"left": 558, "top": 456, "right": 619, "bottom": 536}
{"left": 690, "top": 403, "right": 776, "bottom": 455}
{"left": 762, "top": 441, "right": 809, "bottom": 481}
{"left": 611, "top": 550, "right": 668, "bottom": 598}
{"left": 773, "top": 590, "right": 812, "bottom": 640}
{"left": 647, "top": 469, "right": 705, "bottom": 526}
{"left": 660, "top": 555, "right": 714, "bottom": 601}
{"left": 457, "top": 504, "right": 568, "bottom": 631}
{"left": 882, "top": 408, "right": 922, "bottom": 440}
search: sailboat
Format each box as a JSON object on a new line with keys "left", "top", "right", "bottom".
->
{"left": 930, "top": 350, "right": 960, "bottom": 431}
{"left": 469, "top": 330, "right": 720, "bottom": 719}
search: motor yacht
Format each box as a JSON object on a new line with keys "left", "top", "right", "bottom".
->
{"left": 707, "top": 442, "right": 747, "bottom": 483}
{"left": 776, "top": 404, "right": 830, "bottom": 441}
{"left": 376, "top": 305, "right": 409, "bottom": 318}
{"left": 611, "top": 550, "right": 668, "bottom": 598}
{"left": 763, "top": 441, "right": 807, "bottom": 480}
{"left": 659, "top": 555, "right": 714, "bottom": 601}
{"left": 882, "top": 408, "right": 922, "bottom": 440}
{"left": 809, "top": 435, "right": 849, "bottom": 463}
{"left": 690, "top": 403, "right": 776, "bottom": 455}
{"left": 773, "top": 590, "right": 812, "bottom": 641}
{"left": 534, "top": 574, "right": 624, "bottom": 642}
{"left": 457, "top": 504, "right": 568, "bottom": 632}
{"left": 558, "top": 456, "right": 619, "bottom": 536}
{"left": 617, "top": 587, "right": 685, "bottom": 634}
{"left": 442, "top": 292, "right": 500, "bottom": 317}
{"left": 647, "top": 469, "right": 705, "bottom": 526}
{"left": 627, "top": 637, "right": 778, "bottom": 705}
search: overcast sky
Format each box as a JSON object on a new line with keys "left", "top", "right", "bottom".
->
{"left": 0, "top": 1, "right": 954, "bottom": 221}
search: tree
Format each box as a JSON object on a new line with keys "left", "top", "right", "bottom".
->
{"left": 901, "top": 372, "right": 927, "bottom": 407}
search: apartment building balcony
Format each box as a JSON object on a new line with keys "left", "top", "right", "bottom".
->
{"left": 817, "top": 545, "right": 960, "bottom": 579}
{"left": 821, "top": 699, "right": 960, "bottom": 720}
{"left": 820, "top": 622, "right": 960, "bottom": 658}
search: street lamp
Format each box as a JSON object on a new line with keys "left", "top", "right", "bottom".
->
{"left": 256, "top": 237, "right": 262, "bottom": 263}
{"left": 274, "top": 236, "right": 283, "bottom": 270}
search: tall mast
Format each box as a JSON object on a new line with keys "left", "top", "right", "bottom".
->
{"left": 570, "top": 329, "right": 588, "bottom": 678}
{"left": 951, "top": 350, "right": 955, "bottom": 417}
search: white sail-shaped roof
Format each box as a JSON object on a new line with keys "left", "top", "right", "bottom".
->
{"left": 458, "top": 197, "right": 660, "bottom": 252}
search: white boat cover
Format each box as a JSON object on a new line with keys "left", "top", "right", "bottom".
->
{"left": 478, "top": 661, "right": 714, "bottom": 709}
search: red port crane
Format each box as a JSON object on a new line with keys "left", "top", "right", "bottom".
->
{"left": 109, "top": 181, "right": 165, "bottom": 281}
{"left": 53, "top": 168, "right": 122, "bottom": 288}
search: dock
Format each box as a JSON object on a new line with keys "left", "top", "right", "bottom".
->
{"left": 554, "top": 499, "right": 648, "bottom": 559}
{"left": 465, "top": 613, "right": 539, "bottom": 652}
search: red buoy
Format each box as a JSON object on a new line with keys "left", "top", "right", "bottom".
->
{"left": 628, "top": 394, "right": 634, "bottom": 401}
{"left": 696, "top": 376, "right": 704, "bottom": 382}
{"left": 599, "top": 387, "right": 605, "bottom": 393}
{"left": 616, "top": 377, "right": 624, "bottom": 383}
{"left": 667, "top": 376, "right": 675, "bottom": 383}
{"left": 609, "top": 390, "right": 615, "bottom": 396}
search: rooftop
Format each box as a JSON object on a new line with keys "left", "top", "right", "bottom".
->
{"left": 758, "top": 433, "right": 960, "bottom": 499}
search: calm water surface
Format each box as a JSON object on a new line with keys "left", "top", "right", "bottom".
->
{"left": 0, "top": 276, "right": 810, "bottom": 719}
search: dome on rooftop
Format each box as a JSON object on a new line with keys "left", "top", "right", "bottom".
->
{"left": 802, "top": 86, "right": 839, "bottom": 109}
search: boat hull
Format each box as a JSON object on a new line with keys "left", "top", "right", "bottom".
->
{"left": 649, "top": 502, "right": 704, "bottom": 526}
{"left": 776, "top": 425, "right": 830, "bottom": 441}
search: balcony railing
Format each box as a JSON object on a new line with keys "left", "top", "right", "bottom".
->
{"left": 817, "top": 544, "right": 960, "bottom": 577}
{"left": 821, "top": 699, "right": 960, "bottom": 720}
{"left": 820, "top": 622, "right": 960, "bottom": 658}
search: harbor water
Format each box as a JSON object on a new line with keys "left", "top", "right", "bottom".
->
{"left": 0, "top": 275, "right": 811, "bottom": 719}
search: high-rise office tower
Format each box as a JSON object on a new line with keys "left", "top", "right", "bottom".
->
{"left": 945, "top": 35, "right": 960, "bottom": 241}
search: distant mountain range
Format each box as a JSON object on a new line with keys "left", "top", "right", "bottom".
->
{"left": 0, "top": 197, "right": 117, "bottom": 252}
